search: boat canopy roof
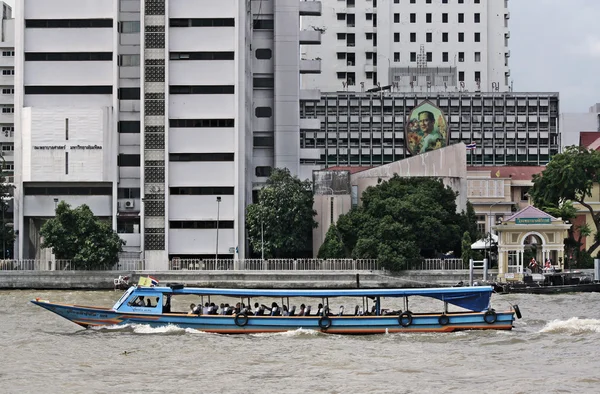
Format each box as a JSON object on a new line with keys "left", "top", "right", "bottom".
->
{"left": 135, "top": 286, "right": 493, "bottom": 312}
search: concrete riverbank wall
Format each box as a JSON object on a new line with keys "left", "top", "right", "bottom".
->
{"left": 0, "top": 270, "right": 483, "bottom": 290}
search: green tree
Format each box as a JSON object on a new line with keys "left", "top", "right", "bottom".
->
{"left": 317, "top": 224, "right": 345, "bottom": 259}
{"left": 320, "top": 176, "right": 467, "bottom": 271}
{"left": 40, "top": 201, "right": 125, "bottom": 269}
{"left": 246, "top": 168, "right": 318, "bottom": 258}
{"left": 530, "top": 146, "right": 600, "bottom": 255}
{"left": 461, "top": 231, "right": 472, "bottom": 267}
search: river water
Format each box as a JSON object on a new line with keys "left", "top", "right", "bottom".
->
{"left": 1, "top": 290, "right": 600, "bottom": 394}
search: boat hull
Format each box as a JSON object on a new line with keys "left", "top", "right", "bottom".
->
{"left": 31, "top": 300, "right": 514, "bottom": 334}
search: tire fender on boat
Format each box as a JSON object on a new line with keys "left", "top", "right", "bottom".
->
{"left": 513, "top": 304, "right": 522, "bottom": 319}
{"left": 398, "top": 312, "right": 413, "bottom": 327}
{"left": 438, "top": 314, "right": 450, "bottom": 326}
{"left": 318, "top": 316, "right": 332, "bottom": 329}
{"left": 234, "top": 312, "right": 249, "bottom": 327}
{"left": 484, "top": 309, "right": 497, "bottom": 324}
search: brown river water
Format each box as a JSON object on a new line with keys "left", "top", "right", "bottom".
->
{"left": 1, "top": 290, "right": 600, "bottom": 394}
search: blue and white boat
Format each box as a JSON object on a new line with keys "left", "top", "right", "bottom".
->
{"left": 31, "top": 284, "right": 521, "bottom": 334}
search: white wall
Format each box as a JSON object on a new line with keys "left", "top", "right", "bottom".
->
{"left": 24, "top": 195, "right": 112, "bottom": 217}
{"left": 24, "top": 0, "right": 114, "bottom": 19}
{"left": 169, "top": 162, "right": 235, "bottom": 186}
{"left": 169, "top": 28, "right": 235, "bottom": 52}
{"left": 169, "top": 229, "right": 235, "bottom": 255}
{"left": 170, "top": 128, "right": 235, "bottom": 152}
{"left": 169, "top": 61, "right": 234, "bottom": 85}
{"left": 24, "top": 29, "right": 113, "bottom": 52}
{"left": 169, "top": 195, "right": 234, "bottom": 221}
{"left": 24, "top": 61, "right": 113, "bottom": 85}
{"left": 560, "top": 112, "right": 599, "bottom": 148}
{"left": 169, "top": 0, "right": 238, "bottom": 18}
{"left": 168, "top": 95, "right": 235, "bottom": 118}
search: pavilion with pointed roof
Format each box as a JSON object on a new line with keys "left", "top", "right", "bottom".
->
{"left": 492, "top": 205, "right": 571, "bottom": 283}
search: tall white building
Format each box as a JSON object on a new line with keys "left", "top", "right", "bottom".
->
{"left": 302, "top": 0, "right": 511, "bottom": 93}
{"left": 13, "top": 0, "right": 320, "bottom": 268}
{"left": 0, "top": 2, "right": 14, "bottom": 183}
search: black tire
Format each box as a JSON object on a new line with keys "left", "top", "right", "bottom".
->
{"left": 513, "top": 304, "right": 522, "bottom": 319}
{"left": 438, "top": 314, "right": 450, "bottom": 326}
{"left": 484, "top": 309, "right": 497, "bottom": 324}
{"left": 318, "top": 316, "right": 332, "bottom": 329}
{"left": 398, "top": 312, "right": 413, "bottom": 327}
{"left": 234, "top": 312, "right": 249, "bottom": 327}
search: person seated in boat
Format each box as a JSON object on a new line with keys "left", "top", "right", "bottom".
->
{"left": 304, "top": 305, "right": 312, "bottom": 316}
{"left": 282, "top": 305, "right": 289, "bottom": 316}
{"left": 188, "top": 303, "right": 201, "bottom": 315}
{"left": 316, "top": 303, "right": 324, "bottom": 316}
{"left": 134, "top": 296, "right": 145, "bottom": 307}
{"left": 338, "top": 306, "right": 344, "bottom": 316}
{"left": 219, "top": 303, "right": 226, "bottom": 315}
{"left": 528, "top": 258, "right": 539, "bottom": 273}
{"left": 163, "top": 295, "right": 172, "bottom": 313}
{"left": 232, "top": 303, "right": 242, "bottom": 315}
{"left": 297, "top": 304, "right": 306, "bottom": 316}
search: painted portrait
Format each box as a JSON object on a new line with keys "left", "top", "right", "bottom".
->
{"left": 405, "top": 101, "right": 449, "bottom": 156}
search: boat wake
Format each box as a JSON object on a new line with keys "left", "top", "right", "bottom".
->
{"left": 250, "top": 328, "right": 323, "bottom": 338}
{"left": 540, "top": 317, "right": 600, "bottom": 334}
{"left": 92, "top": 323, "right": 210, "bottom": 335}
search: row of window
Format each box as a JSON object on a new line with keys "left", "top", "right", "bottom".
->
{"left": 25, "top": 52, "right": 113, "bottom": 61}
{"left": 24, "top": 86, "right": 112, "bottom": 95}
{"left": 170, "top": 153, "right": 234, "bottom": 162}
{"left": 170, "top": 52, "right": 234, "bottom": 61}
{"left": 25, "top": 19, "right": 113, "bottom": 28}
{"left": 396, "top": 0, "right": 482, "bottom": 5}
{"left": 170, "top": 18, "right": 235, "bottom": 27}
{"left": 393, "top": 12, "right": 481, "bottom": 24}
{"left": 2, "top": 51, "right": 14, "bottom": 57}
{"left": 170, "top": 85, "right": 235, "bottom": 94}
{"left": 170, "top": 187, "right": 234, "bottom": 195}
{"left": 169, "top": 119, "right": 235, "bottom": 128}
{"left": 118, "top": 188, "right": 141, "bottom": 199}
{"left": 389, "top": 32, "right": 481, "bottom": 43}
{"left": 118, "top": 88, "right": 140, "bottom": 100}
{"left": 24, "top": 186, "right": 113, "bottom": 195}
{"left": 170, "top": 221, "right": 234, "bottom": 229}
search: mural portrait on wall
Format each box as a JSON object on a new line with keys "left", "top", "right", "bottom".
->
{"left": 405, "top": 101, "right": 449, "bottom": 156}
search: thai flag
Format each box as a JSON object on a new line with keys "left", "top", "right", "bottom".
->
{"left": 149, "top": 276, "right": 159, "bottom": 286}
{"left": 465, "top": 142, "right": 476, "bottom": 150}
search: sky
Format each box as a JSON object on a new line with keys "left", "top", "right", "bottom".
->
{"left": 4, "top": 0, "right": 598, "bottom": 112}
{"left": 509, "top": 0, "right": 600, "bottom": 112}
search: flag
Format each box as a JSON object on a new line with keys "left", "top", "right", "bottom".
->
{"left": 138, "top": 277, "right": 152, "bottom": 287}
{"left": 465, "top": 142, "right": 476, "bottom": 150}
{"left": 495, "top": 170, "right": 501, "bottom": 178}
{"left": 149, "top": 276, "right": 159, "bottom": 287}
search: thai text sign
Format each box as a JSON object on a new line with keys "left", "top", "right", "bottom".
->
{"left": 515, "top": 218, "right": 551, "bottom": 225}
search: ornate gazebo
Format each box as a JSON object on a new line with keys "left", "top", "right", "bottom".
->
{"left": 493, "top": 206, "right": 571, "bottom": 283}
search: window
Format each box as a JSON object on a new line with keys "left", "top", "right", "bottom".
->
{"left": 119, "top": 21, "right": 140, "bottom": 33}
{"left": 458, "top": 52, "right": 465, "bottom": 62}
{"left": 169, "top": 52, "right": 234, "bottom": 61}
{"left": 170, "top": 187, "right": 234, "bottom": 195}
{"left": 337, "top": 13, "right": 345, "bottom": 21}
{"left": 255, "top": 107, "right": 272, "bottom": 118}
{"left": 442, "top": 13, "right": 448, "bottom": 23}
{"left": 393, "top": 52, "right": 400, "bottom": 62}
{"left": 24, "top": 86, "right": 112, "bottom": 94}
{"left": 520, "top": 187, "right": 531, "bottom": 201}
{"left": 458, "top": 32, "right": 464, "bottom": 42}
{"left": 426, "top": 52, "right": 432, "bottom": 62}
{"left": 474, "top": 13, "right": 480, "bottom": 23}
{"left": 25, "top": 19, "right": 113, "bottom": 28}
{"left": 26, "top": 52, "right": 113, "bottom": 61}
{"left": 475, "top": 0, "right": 480, "bottom": 3}
{"left": 169, "top": 119, "right": 234, "bottom": 128}
{"left": 366, "top": 14, "right": 372, "bottom": 21}
{"left": 474, "top": 32, "right": 481, "bottom": 42}
{"left": 1, "top": 88, "right": 14, "bottom": 94}
{"left": 118, "top": 121, "right": 140, "bottom": 133}
{"left": 118, "top": 88, "right": 140, "bottom": 100}
{"left": 394, "top": 13, "right": 399, "bottom": 23}
{"left": 442, "top": 32, "right": 448, "bottom": 42}
{"left": 252, "top": 19, "right": 274, "bottom": 30}
{"left": 2, "top": 69, "right": 14, "bottom": 75}
{"left": 169, "top": 221, "right": 234, "bottom": 229}
{"left": 458, "top": 13, "right": 464, "bottom": 23}
{"left": 170, "top": 18, "right": 235, "bottom": 27}
{"left": 118, "top": 154, "right": 141, "bottom": 167}
{"left": 442, "top": 52, "right": 448, "bottom": 62}
{"left": 169, "top": 85, "right": 235, "bottom": 94}
{"left": 475, "top": 52, "right": 481, "bottom": 62}
{"left": 426, "top": 32, "right": 432, "bottom": 42}
{"left": 426, "top": 13, "right": 432, "bottom": 23}
{"left": 410, "top": 32, "right": 416, "bottom": 42}
{"left": 458, "top": 0, "right": 464, "bottom": 3}
{"left": 253, "top": 77, "right": 274, "bottom": 88}
{"left": 410, "top": 14, "right": 416, "bottom": 23}
{"left": 394, "top": 32, "right": 400, "bottom": 42}
{"left": 459, "top": 71, "right": 464, "bottom": 82}
{"left": 253, "top": 135, "right": 274, "bottom": 147}
{"left": 1, "top": 51, "right": 14, "bottom": 56}
{"left": 475, "top": 71, "right": 481, "bottom": 81}
{"left": 118, "top": 54, "right": 140, "bottom": 66}
{"left": 410, "top": 52, "right": 416, "bottom": 62}
{"left": 170, "top": 153, "right": 235, "bottom": 162}
{"left": 1, "top": 107, "right": 14, "bottom": 113}
{"left": 255, "top": 166, "right": 272, "bottom": 177}
{"left": 255, "top": 48, "right": 272, "bottom": 59}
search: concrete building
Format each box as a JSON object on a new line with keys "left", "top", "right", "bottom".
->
{"left": 299, "top": 91, "right": 559, "bottom": 169}
{"left": 302, "top": 0, "right": 511, "bottom": 93}
{"left": 560, "top": 104, "right": 600, "bottom": 149}
{"left": 13, "top": 0, "right": 320, "bottom": 268}
{"left": 0, "top": 2, "right": 14, "bottom": 182}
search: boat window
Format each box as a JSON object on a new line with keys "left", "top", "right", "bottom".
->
{"left": 112, "top": 287, "right": 135, "bottom": 309}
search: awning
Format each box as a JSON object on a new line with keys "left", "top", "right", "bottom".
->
{"left": 471, "top": 234, "right": 498, "bottom": 250}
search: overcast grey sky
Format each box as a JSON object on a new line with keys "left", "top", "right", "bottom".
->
{"left": 5, "top": 0, "right": 598, "bottom": 112}
{"left": 510, "top": 0, "right": 600, "bottom": 112}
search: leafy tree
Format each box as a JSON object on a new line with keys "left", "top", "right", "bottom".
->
{"left": 246, "top": 168, "right": 318, "bottom": 258}
{"left": 320, "top": 176, "right": 468, "bottom": 271}
{"left": 40, "top": 201, "right": 125, "bottom": 269}
{"left": 0, "top": 170, "right": 14, "bottom": 259}
{"left": 531, "top": 146, "right": 600, "bottom": 255}
{"left": 317, "top": 224, "right": 345, "bottom": 259}
{"left": 461, "top": 231, "right": 472, "bottom": 267}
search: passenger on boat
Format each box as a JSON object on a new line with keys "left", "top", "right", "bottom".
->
{"left": 219, "top": 303, "right": 226, "bottom": 315}
{"left": 338, "top": 306, "right": 344, "bottom": 316}
{"left": 297, "top": 304, "right": 306, "bottom": 316}
{"left": 529, "top": 258, "right": 538, "bottom": 273}
{"left": 254, "top": 303, "right": 266, "bottom": 316}
{"left": 135, "top": 296, "right": 145, "bottom": 307}
{"left": 202, "top": 302, "right": 210, "bottom": 315}
{"left": 188, "top": 303, "right": 201, "bottom": 315}
{"left": 317, "top": 304, "right": 324, "bottom": 315}
{"left": 146, "top": 298, "right": 152, "bottom": 307}
{"left": 282, "top": 305, "right": 289, "bottom": 316}
{"left": 305, "top": 305, "right": 312, "bottom": 316}
{"left": 264, "top": 302, "right": 281, "bottom": 316}
{"left": 163, "top": 295, "right": 171, "bottom": 313}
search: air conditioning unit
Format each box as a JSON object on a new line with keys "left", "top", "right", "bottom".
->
{"left": 124, "top": 199, "right": 135, "bottom": 209}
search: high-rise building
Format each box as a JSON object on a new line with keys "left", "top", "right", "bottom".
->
{"left": 13, "top": 0, "right": 320, "bottom": 268}
{"left": 0, "top": 2, "right": 14, "bottom": 183}
{"left": 302, "top": 0, "right": 511, "bottom": 93}
{"left": 560, "top": 104, "right": 600, "bottom": 149}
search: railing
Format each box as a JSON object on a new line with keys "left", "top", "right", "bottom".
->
{"left": 0, "top": 259, "right": 145, "bottom": 271}
{"left": 412, "top": 259, "right": 465, "bottom": 271}
{"left": 168, "top": 259, "right": 379, "bottom": 271}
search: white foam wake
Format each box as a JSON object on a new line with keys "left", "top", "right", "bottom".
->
{"left": 540, "top": 317, "right": 600, "bottom": 334}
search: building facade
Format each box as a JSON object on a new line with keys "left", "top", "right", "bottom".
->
{"left": 0, "top": 2, "right": 14, "bottom": 183}
{"left": 13, "top": 0, "right": 320, "bottom": 268}
{"left": 302, "top": 0, "right": 511, "bottom": 93}
{"left": 560, "top": 103, "right": 600, "bottom": 149}
{"left": 299, "top": 91, "right": 559, "bottom": 170}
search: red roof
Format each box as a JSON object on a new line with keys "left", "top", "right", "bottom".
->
{"left": 579, "top": 132, "right": 600, "bottom": 151}
{"left": 326, "top": 166, "right": 372, "bottom": 174}
{"left": 467, "top": 166, "right": 545, "bottom": 181}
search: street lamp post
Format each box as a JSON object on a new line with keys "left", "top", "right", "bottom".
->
{"left": 261, "top": 208, "right": 264, "bottom": 261}
{"left": 215, "top": 196, "right": 221, "bottom": 262}
{"left": 1, "top": 155, "right": 4, "bottom": 259}
{"left": 488, "top": 201, "right": 502, "bottom": 265}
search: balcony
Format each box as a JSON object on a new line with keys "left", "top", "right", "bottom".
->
{"left": 299, "top": 30, "right": 321, "bottom": 45}
{"left": 300, "top": 89, "right": 321, "bottom": 102}
{"left": 299, "top": 0, "right": 322, "bottom": 16}
{"left": 0, "top": 94, "right": 13, "bottom": 105}
{"left": 300, "top": 117, "right": 321, "bottom": 130}
{"left": 300, "top": 59, "right": 321, "bottom": 74}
